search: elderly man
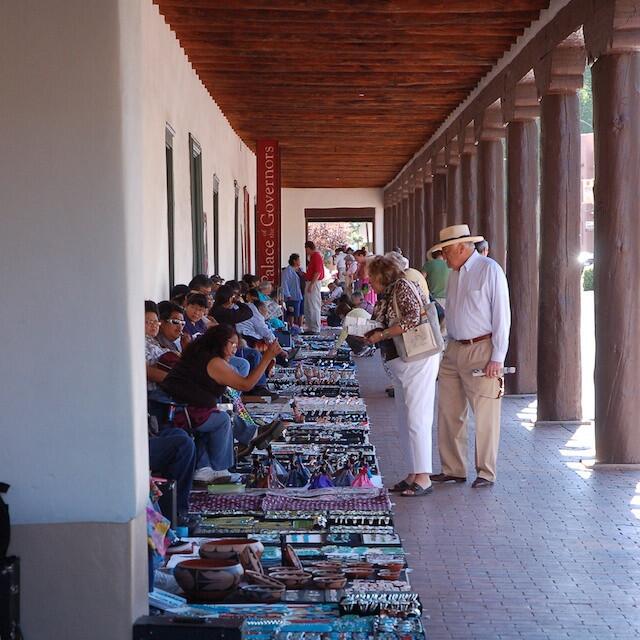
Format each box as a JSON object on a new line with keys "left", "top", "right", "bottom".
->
{"left": 430, "top": 224, "right": 510, "bottom": 488}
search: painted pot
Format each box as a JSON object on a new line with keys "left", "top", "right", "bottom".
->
{"left": 173, "top": 558, "right": 244, "bottom": 602}
{"left": 200, "top": 538, "right": 264, "bottom": 562}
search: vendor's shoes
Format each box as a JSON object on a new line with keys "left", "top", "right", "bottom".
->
{"left": 254, "top": 419, "right": 286, "bottom": 450}
{"left": 193, "top": 466, "right": 217, "bottom": 482}
{"left": 237, "top": 419, "right": 287, "bottom": 459}
{"left": 471, "top": 476, "right": 494, "bottom": 488}
{"left": 244, "top": 385, "right": 279, "bottom": 401}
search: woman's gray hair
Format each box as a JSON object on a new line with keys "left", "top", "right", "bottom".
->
{"left": 384, "top": 251, "right": 409, "bottom": 271}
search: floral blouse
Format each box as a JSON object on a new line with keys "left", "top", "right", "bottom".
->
{"left": 372, "top": 277, "right": 427, "bottom": 332}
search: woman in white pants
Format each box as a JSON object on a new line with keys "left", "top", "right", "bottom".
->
{"left": 366, "top": 255, "right": 439, "bottom": 496}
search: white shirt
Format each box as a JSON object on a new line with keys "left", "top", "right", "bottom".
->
{"left": 236, "top": 303, "right": 275, "bottom": 342}
{"left": 445, "top": 250, "right": 511, "bottom": 362}
{"left": 328, "top": 285, "right": 344, "bottom": 301}
{"left": 335, "top": 251, "right": 346, "bottom": 274}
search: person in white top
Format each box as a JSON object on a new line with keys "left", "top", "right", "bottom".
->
{"left": 334, "top": 246, "right": 347, "bottom": 282}
{"left": 429, "top": 224, "right": 511, "bottom": 488}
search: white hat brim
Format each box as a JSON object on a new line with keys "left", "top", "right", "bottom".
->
{"left": 427, "top": 235, "right": 484, "bottom": 259}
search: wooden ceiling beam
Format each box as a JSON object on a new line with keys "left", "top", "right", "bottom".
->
{"left": 156, "top": 1, "right": 546, "bottom": 15}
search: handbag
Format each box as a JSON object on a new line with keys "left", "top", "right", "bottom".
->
{"left": 391, "top": 281, "right": 444, "bottom": 362}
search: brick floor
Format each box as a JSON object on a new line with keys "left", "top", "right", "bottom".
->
{"left": 357, "top": 353, "right": 640, "bottom": 640}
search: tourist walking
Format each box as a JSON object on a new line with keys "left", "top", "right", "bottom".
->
{"left": 422, "top": 249, "right": 450, "bottom": 308}
{"left": 304, "top": 240, "right": 324, "bottom": 333}
{"left": 353, "top": 249, "right": 377, "bottom": 307}
{"left": 365, "top": 255, "right": 439, "bottom": 497}
{"left": 429, "top": 225, "right": 511, "bottom": 488}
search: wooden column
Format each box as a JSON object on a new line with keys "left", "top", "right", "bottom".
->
{"left": 476, "top": 103, "right": 506, "bottom": 269}
{"left": 534, "top": 34, "right": 585, "bottom": 423}
{"left": 458, "top": 122, "right": 479, "bottom": 233}
{"left": 400, "top": 194, "right": 409, "bottom": 254}
{"left": 446, "top": 140, "right": 462, "bottom": 226}
{"left": 433, "top": 148, "right": 448, "bottom": 236}
{"left": 383, "top": 200, "right": 390, "bottom": 253}
{"left": 406, "top": 176, "right": 415, "bottom": 264}
{"left": 502, "top": 75, "right": 540, "bottom": 395}
{"left": 423, "top": 160, "right": 435, "bottom": 248}
{"left": 586, "top": 1, "right": 640, "bottom": 462}
{"left": 413, "top": 170, "right": 425, "bottom": 267}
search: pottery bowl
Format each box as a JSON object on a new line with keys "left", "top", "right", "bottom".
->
{"left": 239, "top": 583, "right": 285, "bottom": 604}
{"left": 244, "top": 570, "right": 286, "bottom": 589}
{"left": 377, "top": 569, "right": 401, "bottom": 581}
{"left": 269, "top": 571, "right": 311, "bottom": 589}
{"left": 312, "top": 574, "right": 347, "bottom": 589}
{"left": 197, "top": 549, "right": 241, "bottom": 564}
{"left": 267, "top": 566, "right": 305, "bottom": 576}
{"left": 174, "top": 558, "right": 244, "bottom": 602}
{"left": 200, "top": 538, "right": 264, "bottom": 561}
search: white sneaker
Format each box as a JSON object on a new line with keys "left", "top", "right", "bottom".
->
{"left": 193, "top": 466, "right": 216, "bottom": 482}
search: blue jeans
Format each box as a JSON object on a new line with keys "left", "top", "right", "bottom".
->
{"left": 229, "top": 355, "right": 250, "bottom": 377}
{"left": 237, "top": 346, "right": 267, "bottom": 386}
{"left": 148, "top": 428, "right": 196, "bottom": 516}
{"left": 194, "top": 411, "right": 235, "bottom": 471}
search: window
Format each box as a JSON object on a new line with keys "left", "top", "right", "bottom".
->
{"left": 189, "top": 134, "right": 205, "bottom": 276}
{"left": 212, "top": 174, "right": 220, "bottom": 276}
{"left": 165, "top": 125, "right": 176, "bottom": 293}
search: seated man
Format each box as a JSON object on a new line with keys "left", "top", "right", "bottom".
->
{"left": 145, "top": 301, "right": 169, "bottom": 393}
{"left": 157, "top": 301, "right": 189, "bottom": 353}
{"left": 236, "top": 289, "right": 276, "bottom": 347}
{"left": 351, "top": 290, "right": 374, "bottom": 314}
{"left": 327, "top": 281, "right": 344, "bottom": 302}
{"left": 148, "top": 426, "right": 196, "bottom": 525}
{"left": 183, "top": 292, "right": 211, "bottom": 338}
{"left": 257, "top": 280, "right": 286, "bottom": 331}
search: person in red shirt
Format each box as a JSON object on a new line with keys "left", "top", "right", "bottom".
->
{"left": 304, "top": 240, "right": 324, "bottom": 333}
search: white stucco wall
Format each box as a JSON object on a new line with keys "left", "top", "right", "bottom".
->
{"left": 141, "top": 1, "right": 257, "bottom": 299}
{"left": 281, "top": 188, "right": 385, "bottom": 266}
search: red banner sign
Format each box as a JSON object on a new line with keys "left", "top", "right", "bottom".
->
{"left": 256, "top": 140, "right": 281, "bottom": 284}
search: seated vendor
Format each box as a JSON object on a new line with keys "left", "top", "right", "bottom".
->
{"left": 162, "top": 325, "right": 284, "bottom": 482}
{"left": 183, "top": 292, "right": 212, "bottom": 338}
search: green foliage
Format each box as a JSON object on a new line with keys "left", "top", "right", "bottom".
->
{"left": 578, "top": 66, "right": 593, "bottom": 134}
{"left": 582, "top": 265, "right": 594, "bottom": 291}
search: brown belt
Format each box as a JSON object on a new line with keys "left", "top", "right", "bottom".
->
{"left": 457, "top": 333, "right": 492, "bottom": 345}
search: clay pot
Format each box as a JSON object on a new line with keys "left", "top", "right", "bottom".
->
{"left": 377, "top": 569, "right": 401, "bottom": 581}
{"left": 239, "top": 583, "right": 285, "bottom": 604}
{"left": 200, "top": 538, "right": 264, "bottom": 561}
{"left": 269, "top": 571, "right": 311, "bottom": 589}
{"left": 244, "top": 570, "right": 286, "bottom": 589}
{"left": 312, "top": 574, "right": 347, "bottom": 589}
{"left": 173, "top": 559, "right": 244, "bottom": 602}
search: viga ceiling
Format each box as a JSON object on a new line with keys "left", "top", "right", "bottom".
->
{"left": 155, "top": 0, "right": 549, "bottom": 188}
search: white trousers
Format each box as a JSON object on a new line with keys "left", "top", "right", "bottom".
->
{"left": 386, "top": 353, "right": 439, "bottom": 474}
{"left": 304, "top": 281, "right": 322, "bottom": 333}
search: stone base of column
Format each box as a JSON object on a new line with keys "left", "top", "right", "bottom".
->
{"left": 534, "top": 419, "right": 592, "bottom": 428}
{"left": 11, "top": 512, "right": 148, "bottom": 640}
{"left": 581, "top": 461, "right": 640, "bottom": 470}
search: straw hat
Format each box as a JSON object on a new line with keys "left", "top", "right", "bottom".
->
{"left": 427, "top": 224, "right": 484, "bottom": 258}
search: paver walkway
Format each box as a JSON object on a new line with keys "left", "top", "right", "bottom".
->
{"left": 357, "top": 353, "right": 640, "bottom": 640}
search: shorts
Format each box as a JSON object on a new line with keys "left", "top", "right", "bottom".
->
{"left": 285, "top": 299, "right": 303, "bottom": 317}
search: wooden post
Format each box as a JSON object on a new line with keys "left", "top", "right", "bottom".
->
{"left": 406, "top": 172, "right": 415, "bottom": 264}
{"left": 476, "top": 103, "right": 506, "bottom": 269}
{"left": 586, "top": 0, "right": 640, "bottom": 462}
{"left": 446, "top": 139, "right": 462, "bottom": 226}
{"left": 413, "top": 168, "right": 425, "bottom": 267}
{"left": 423, "top": 160, "right": 435, "bottom": 249}
{"left": 502, "top": 75, "right": 540, "bottom": 395}
{"left": 433, "top": 148, "right": 448, "bottom": 236}
{"left": 534, "top": 33, "right": 585, "bottom": 424}
{"left": 458, "top": 122, "right": 479, "bottom": 233}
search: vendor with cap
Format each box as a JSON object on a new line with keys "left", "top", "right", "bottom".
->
{"left": 429, "top": 224, "right": 510, "bottom": 488}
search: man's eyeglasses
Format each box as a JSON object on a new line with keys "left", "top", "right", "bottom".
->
{"left": 145, "top": 319, "right": 160, "bottom": 326}
{"left": 164, "top": 319, "right": 186, "bottom": 326}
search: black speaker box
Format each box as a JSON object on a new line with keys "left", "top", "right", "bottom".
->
{"left": 0, "top": 556, "right": 20, "bottom": 640}
{"left": 133, "top": 615, "right": 242, "bottom": 640}
{"left": 155, "top": 479, "right": 177, "bottom": 529}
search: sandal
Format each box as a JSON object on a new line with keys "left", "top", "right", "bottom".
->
{"left": 389, "top": 479, "right": 412, "bottom": 493}
{"left": 400, "top": 482, "right": 433, "bottom": 497}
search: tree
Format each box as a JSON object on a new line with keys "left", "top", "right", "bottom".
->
{"left": 578, "top": 66, "right": 593, "bottom": 134}
{"left": 307, "top": 222, "right": 351, "bottom": 259}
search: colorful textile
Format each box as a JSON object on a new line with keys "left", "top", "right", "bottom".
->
{"left": 226, "top": 387, "right": 256, "bottom": 426}
{"left": 262, "top": 489, "right": 391, "bottom": 513}
{"left": 189, "top": 492, "right": 264, "bottom": 514}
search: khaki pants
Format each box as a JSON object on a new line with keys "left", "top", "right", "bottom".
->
{"left": 437, "top": 340, "right": 503, "bottom": 482}
{"left": 304, "top": 281, "right": 322, "bottom": 333}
